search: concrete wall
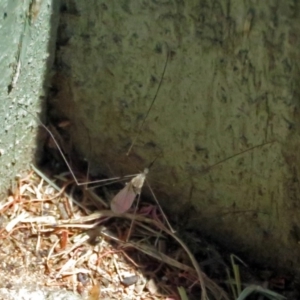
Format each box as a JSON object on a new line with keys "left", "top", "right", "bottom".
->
{"left": 51, "top": 0, "right": 300, "bottom": 271}
{"left": 0, "top": 0, "right": 83, "bottom": 298}
{"left": 0, "top": 0, "right": 59, "bottom": 194}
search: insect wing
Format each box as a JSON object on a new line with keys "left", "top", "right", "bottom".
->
{"left": 110, "top": 183, "right": 137, "bottom": 214}
{"left": 131, "top": 171, "right": 146, "bottom": 192}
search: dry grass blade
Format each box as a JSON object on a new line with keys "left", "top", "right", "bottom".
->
{"left": 0, "top": 166, "right": 233, "bottom": 300}
{"left": 93, "top": 211, "right": 229, "bottom": 300}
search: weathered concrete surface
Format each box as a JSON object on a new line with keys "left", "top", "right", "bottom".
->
{"left": 51, "top": 0, "right": 300, "bottom": 271}
{"left": 0, "top": 0, "right": 58, "bottom": 194}
{"left": 0, "top": 1, "right": 82, "bottom": 299}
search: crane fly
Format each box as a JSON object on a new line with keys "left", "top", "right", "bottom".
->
{"left": 110, "top": 168, "right": 148, "bottom": 214}
{"left": 19, "top": 42, "right": 172, "bottom": 232}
